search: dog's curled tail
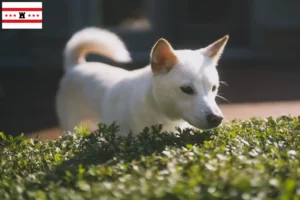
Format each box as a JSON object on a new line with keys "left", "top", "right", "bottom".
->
{"left": 63, "top": 27, "right": 132, "bottom": 71}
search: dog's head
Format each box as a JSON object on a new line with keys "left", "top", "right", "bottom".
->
{"left": 150, "top": 35, "right": 229, "bottom": 129}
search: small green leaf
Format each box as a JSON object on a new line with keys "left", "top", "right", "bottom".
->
{"left": 76, "top": 180, "right": 91, "bottom": 191}
{"left": 294, "top": 124, "right": 300, "bottom": 130}
{"left": 0, "top": 132, "right": 7, "bottom": 141}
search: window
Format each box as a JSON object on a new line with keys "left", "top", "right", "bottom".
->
{"left": 186, "top": 0, "right": 233, "bottom": 25}
{"left": 101, "top": 0, "right": 151, "bottom": 31}
{"left": 93, "top": 0, "right": 250, "bottom": 63}
{"left": 174, "top": 0, "right": 250, "bottom": 48}
{"left": 95, "top": 0, "right": 159, "bottom": 61}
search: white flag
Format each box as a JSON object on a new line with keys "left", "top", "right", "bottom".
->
{"left": 2, "top": 2, "right": 42, "bottom": 29}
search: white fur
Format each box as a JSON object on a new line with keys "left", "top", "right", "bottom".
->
{"left": 63, "top": 27, "right": 131, "bottom": 70}
{"left": 56, "top": 27, "right": 227, "bottom": 135}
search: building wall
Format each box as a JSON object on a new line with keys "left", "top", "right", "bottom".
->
{"left": 0, "top": 0, "right": 299, "bottom": 69}
{"left": 250, "top": 0, "right": 300, "bottom": 60}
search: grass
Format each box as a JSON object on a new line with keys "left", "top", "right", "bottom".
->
{"left": 1, "top": 116, "right": 300, "bottom": 200}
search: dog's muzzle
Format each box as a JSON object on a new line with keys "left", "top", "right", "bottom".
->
{"left": 206, "top": 114, "right": 223, "bottom": 128}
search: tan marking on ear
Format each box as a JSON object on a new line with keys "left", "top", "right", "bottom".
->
{"left": 204, "top": 35, "right": 229, "bottom": 62}
{"left": 150, "top": 38, "right": 178, "bottom": 75}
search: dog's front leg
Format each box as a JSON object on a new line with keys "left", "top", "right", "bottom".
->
{"left": 179, "top": 122, "right": 195, "bottom": 131}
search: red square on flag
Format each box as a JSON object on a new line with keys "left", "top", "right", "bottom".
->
{"left": 2, "top": 2, "right": 42, "bottom": 29}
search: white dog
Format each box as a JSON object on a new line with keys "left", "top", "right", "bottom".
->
{"left": 56, "top": 27, "right": 229, "bottom": 135}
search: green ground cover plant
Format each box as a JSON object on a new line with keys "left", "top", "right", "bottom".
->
{"left": 1, "top": 116, "right": 300, "bottom": 200}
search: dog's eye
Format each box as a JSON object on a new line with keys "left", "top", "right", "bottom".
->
{"left": 180, "top": 85, "right": 195, "bottom": 95}
{"left": 212, "top": 85, "right": 217, "bottom": 92}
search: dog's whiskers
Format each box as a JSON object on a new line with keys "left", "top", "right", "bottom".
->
{"left": 220, "top": 81, "right": 228, "bottom": 87}
{"left": 217, "top": 95, "right": 230, "bottom": 103}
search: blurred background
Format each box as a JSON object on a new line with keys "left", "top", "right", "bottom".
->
{"left": 0, "top": 0, "right": 299, "bottom": 139}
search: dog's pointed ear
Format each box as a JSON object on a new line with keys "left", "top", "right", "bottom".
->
{"left": 203, "top": 35, "right": 229, "bottom": 63}
{"left": 150, "top": 38, "right": 178, "bottom": 75}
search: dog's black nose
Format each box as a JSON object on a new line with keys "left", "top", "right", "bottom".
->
{"left": 207, "top": 114, "right": 223, "bottom": 127}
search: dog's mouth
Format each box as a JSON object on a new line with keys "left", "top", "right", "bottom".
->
{"left": 200, "top": 122, "right": 223, "bottom": 130}
{"left": 184, "top": 117, "right": 223, "bottom": 130}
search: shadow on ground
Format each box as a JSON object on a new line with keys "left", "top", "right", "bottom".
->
{"left": 32, "top": 124, "right": 213, "bottom": 188}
